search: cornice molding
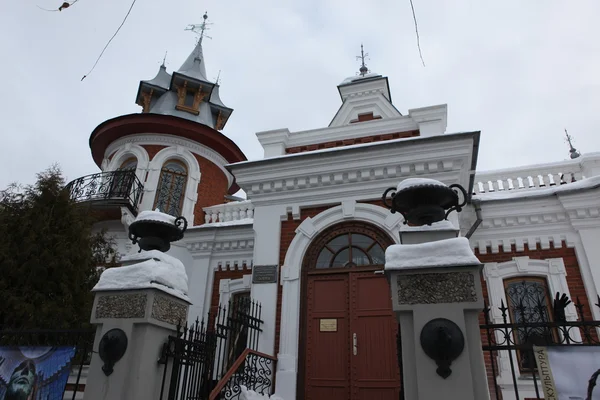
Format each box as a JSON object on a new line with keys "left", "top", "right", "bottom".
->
{"left": 231, "top": 134, "right": 477, "bottom": 207}
{"left": 105, "top": 133, "right": 234, "bottom": 187}
{"left": 182, "top": 225, "right": 255, "bottom": 259}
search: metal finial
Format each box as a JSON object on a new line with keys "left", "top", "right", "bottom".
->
{"left": 565, "top": 129, "right": 581, "bottom": 159}
{"left": 185, "top": 12, "right": 212, "bottom": 46}
{"left": 356, "top": 44, "right": 369, "bottom": 76}
{"left": 215, "top": 69, "right": 222, "bottom": 85}
{"left": 161, "top": 51, "right": 167, "bottom": 68}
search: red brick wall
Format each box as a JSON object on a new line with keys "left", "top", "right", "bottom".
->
{"left": 476, "top": 241, "right": 594, "bottom": 399}
{"left": 141, "top": 144, "right": 167, "bottom": 160}
{"left": 192, "top": 154, "right": 229, "bottom": 225}
{"left": 285, "top": 130, "right": 419, "bottom": 154}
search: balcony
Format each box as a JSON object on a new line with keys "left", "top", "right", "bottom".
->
{"left": 66, "top": 170, "right": 144, "bottom": 215}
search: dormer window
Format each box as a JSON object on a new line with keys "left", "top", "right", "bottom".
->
{"left": 175, "top": 81, "right": 205, "bottom": 115}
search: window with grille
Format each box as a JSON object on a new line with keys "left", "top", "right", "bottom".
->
{"left": 110, "top": 158, "right": 137, "bottom": 197}
{"left": 315, "top": 233, "right": 386, "bottom": 269}
{"left": 153, "top": 160, "right": 187, "bottom": 216}
{"left": 504, "top": 277, "right": 555, "bottom": 371}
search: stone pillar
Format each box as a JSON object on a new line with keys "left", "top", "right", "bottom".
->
{"left": 83, "top": 288, "right": 189, "bottom": 400}
{"left": 386, "top": 237, "right": 489, "bottom": 400}
{"left": 84, "top": 245, "right": 191, "bottom": 400}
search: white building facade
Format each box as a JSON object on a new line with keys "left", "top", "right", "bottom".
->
{"left": 71, "top": 35, "right": 600, "bottom": 400}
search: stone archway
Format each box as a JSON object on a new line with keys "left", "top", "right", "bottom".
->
{"left": 274, "top": 201, "right": 403, "bottom": 400}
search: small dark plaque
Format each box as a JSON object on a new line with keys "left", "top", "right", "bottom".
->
{"left": 253, "top": 265, "right": 279, "bottom": 284}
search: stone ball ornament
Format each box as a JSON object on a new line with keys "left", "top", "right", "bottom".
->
{"left": 128, "top": 210, "right": 188, "bottom": 253}
{"left": 382, "top": 178, "right": 468, "bottom": 226}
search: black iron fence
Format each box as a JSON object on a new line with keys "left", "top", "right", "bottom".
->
{"left": 481, "top": 293, "right": 600, "bottom": 400}
{"left": 159, "top": 296, "right": 266, "bottom": 400}
{"left": 65, "top": 170, "right": 144, "bottom": 214}
{"left": 0, "top": 328, "right": 95, "bottom": 400}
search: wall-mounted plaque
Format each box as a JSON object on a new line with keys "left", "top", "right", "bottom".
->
{"left": 319, "top": 319, "right": 337, "bottom": 332}
{"left": 252, "top": 265, "right": 278, "bottom": 284}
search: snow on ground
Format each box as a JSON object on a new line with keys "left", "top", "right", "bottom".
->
{"left": 240, "top": 386, "right": 284, "bottom": 400}
{"left": 385, "top": 237, "right": 480, "bottom": 270}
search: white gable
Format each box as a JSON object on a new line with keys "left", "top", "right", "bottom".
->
{"left": 329, "top": 75, "right": 401, "bottom": 127}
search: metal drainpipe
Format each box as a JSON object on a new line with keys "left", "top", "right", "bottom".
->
{"left": 465, "top": 199, "right": 483, "bottom": 239}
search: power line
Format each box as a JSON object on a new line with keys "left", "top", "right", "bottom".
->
{"left": 81, "top": 0, "right": 138, "bottom": 81}
{"left": 409, "top": 0, "right": 426, "bottom": 67}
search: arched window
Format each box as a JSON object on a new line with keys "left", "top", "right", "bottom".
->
{"left": 119, "top": 158, "right": 137, "bottom": 171}
{"left": 110, "top": 157, "right": 138, "bottom": 197}
{"left": 154, "top": 160, "right": 187, "bottom": 216}
{"left": 504, "top": 277, "right": 554, "bottom": 371}
{"left": 304, "top": 223, "right": 392, "bottom": 270}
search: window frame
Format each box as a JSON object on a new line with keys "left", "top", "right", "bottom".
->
{"left": 503, "top": 276, "right": 558, "bottom": 372}
{"left": 303, "top": 222, "right": 393, "bottom": 275}
{"left": 153, "top": 159, "right": 188, "bottom": 216}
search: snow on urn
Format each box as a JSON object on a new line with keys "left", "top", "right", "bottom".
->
{"left": 382, "top": 177, "right": 467, "bottom": 226}
{"left": 128, "top": 209, "right": 188, "bottom": 253}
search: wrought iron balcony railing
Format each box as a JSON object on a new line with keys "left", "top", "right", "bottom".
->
{"left": 65, "top": 170, "right": 144, "bottom": 214}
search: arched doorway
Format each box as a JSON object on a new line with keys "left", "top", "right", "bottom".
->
{"left": 299, "top": 221, "right": 401, "bottom": 400}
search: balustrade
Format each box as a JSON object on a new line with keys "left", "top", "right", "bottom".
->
{"left": 204, "top": 200, "right": 254, "bottom": 224}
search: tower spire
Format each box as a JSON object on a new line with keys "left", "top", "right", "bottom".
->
{"left": 565, "top": 129, "right": 581, "bottom": 159}
{"left": 356, "top": 44, "right": 369, "bottom": 76}
{"left": 177, "top": 12, "right": 212, "bottom": 82}
{"left": 185, "top": 12, "right": 212, "bottom": 46}
{"left": 161, "top": 51, "right": 168, "bottom": 68}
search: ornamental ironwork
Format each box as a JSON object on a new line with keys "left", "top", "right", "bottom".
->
{"left": 481, "top": 292, "right": 600, "bottom": 400}
{"left": 65, "top": 170, "right": 144, "bottom": 214}
{"left": 159, "top": 296, "right": 266, "bottom": 400}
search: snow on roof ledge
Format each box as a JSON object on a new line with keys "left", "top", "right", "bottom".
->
{"left": 474, "top": 175, "right": 600, "bottom": 202}
{"left": 385, "top": 237, "right": 480, "bottom": 271}
{"left": 93, "top": 250, "right": 190, "bottom": 302}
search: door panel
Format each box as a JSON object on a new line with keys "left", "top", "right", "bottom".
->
{"left": 305, "top": 275, "right": 350, "bottom": 400}
{"left": 350, "top": 272, "right": 401, "bottom": 400}
{"left": 304, "top": 271, "right": 400, "bottom": 400}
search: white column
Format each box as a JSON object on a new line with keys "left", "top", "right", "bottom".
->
{"left": 187, "top": 254, "right": 213, "bottom": 322}
{"left": 274, "top": 263, "right": 301, "bottom": 399}
{"left": 250, "top": 205, "right": 285, "bottom": 355}
{"left": 574, "top": 228, "right": 600, "bottom": 318}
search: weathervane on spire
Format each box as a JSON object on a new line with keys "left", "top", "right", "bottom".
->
{"left": 185, "top": 12, "right": 212, "bottom": 45}
{"left": 565, "top": 129, "right": 581, "bottom": 159}
{"left": 356, "top": 44, "right": 370, "bottom": 76}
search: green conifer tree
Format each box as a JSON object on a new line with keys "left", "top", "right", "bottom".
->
{"left": 0, "top": 166, "right": 117, "bottom": 329}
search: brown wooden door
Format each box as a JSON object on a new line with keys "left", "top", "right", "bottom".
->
{"left": 304, "top": 271, "right": 400, "bottom": 400}
{"left": 305, "top": 274, "right": 351, "bottom": 399}
{"left": 350, "top": 271, "right": 401, "bottom": 400}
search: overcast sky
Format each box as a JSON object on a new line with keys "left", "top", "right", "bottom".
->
{"left": 1, "top": 0, "right": 599, "bottom": 189}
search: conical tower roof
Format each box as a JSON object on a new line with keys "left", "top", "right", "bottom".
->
{"left": 176, "top": 40, "right": 210, "bottom": 83}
